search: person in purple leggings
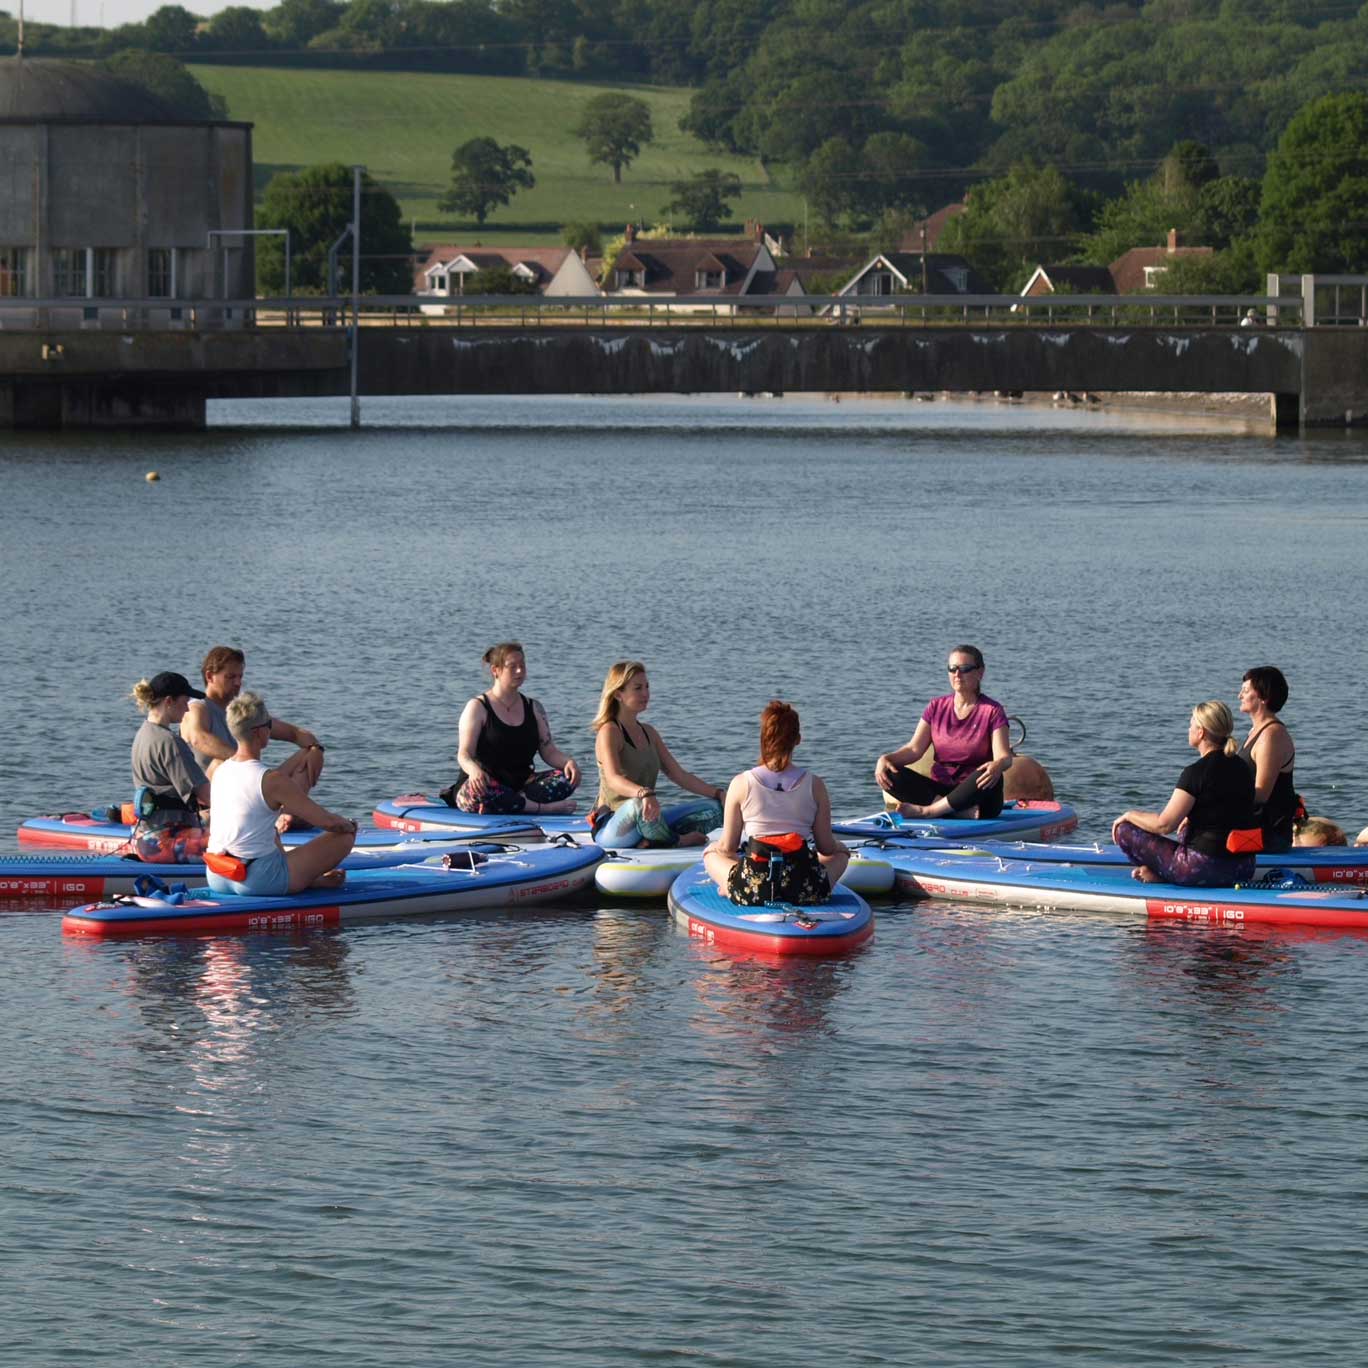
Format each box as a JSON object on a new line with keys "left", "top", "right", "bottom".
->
{"left": 1112, "top": 700, "right": 1258, "bottom": 887}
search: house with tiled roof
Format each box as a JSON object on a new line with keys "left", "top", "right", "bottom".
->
{"left": 604, "top": 223, "right": 778, "bottom": 299}
{"left": 897, "top": 201, "right": 968, "bottom": 253}
{"left": 1108, "top": 229, "right": 1213, "bottom": 294}
{"left": 415, "top": 245, "right": 599, "bottom": 301}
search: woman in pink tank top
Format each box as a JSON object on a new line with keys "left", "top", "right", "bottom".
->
{"left": 704, "top": 701, "right": 849, "bottom": 905}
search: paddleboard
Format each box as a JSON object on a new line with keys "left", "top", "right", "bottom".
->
{"left": 833, "top": 800, "right": 1077, "bottom": 842}
{"left": 667, "top": 865, "right": 873, "bottom": 955}
{"left": 880, "top": 847, "right": 1368, "bottom": 930}
{"left": 61, "top": 844, "right": 606, "bottom": 938}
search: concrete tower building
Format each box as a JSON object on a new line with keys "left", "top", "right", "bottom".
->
{"left": 0, "top": 57, "right": 254, "bottom": 317}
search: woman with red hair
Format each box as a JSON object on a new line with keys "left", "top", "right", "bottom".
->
{"left": 703, "top": 700, "right": 849, "bottom": 905}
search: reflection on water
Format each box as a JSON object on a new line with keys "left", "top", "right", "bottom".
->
{"left": 7, "top": 398, "right": 1368, "bottom": 1364}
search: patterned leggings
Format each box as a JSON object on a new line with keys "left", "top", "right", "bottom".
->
{"left": 454, "top": 770, "right": 575, "bottom": 815}
{"left": 593, "top": 798, "right": 723, "bottom": 848}
{"left": 1114, "top": 821, "right": 1255, "bottom": 888}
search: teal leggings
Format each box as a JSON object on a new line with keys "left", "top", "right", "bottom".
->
{"left": 594, "top": 798, "right": 722, "bottom": 848}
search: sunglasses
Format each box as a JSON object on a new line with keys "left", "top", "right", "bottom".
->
{"left": 947, "top": 663, "right": 980, "bottom": 674}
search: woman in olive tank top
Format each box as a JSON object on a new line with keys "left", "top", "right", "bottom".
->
{"left": 590, "top": 660, "right": 725, "bottom": 847}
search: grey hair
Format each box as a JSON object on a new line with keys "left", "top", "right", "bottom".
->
{"left": 226, "top": 690, "right": 271, "bottom": 742}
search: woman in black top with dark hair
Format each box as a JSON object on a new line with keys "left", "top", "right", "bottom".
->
{"left": 446, "top": 642, "right": 582, "bottom": 815}
{"left": 1238, "top": 665, "right": 1297, "bottom": 854}
{"left": 1112, "top": 700, "right": 1257, "bottom": 887}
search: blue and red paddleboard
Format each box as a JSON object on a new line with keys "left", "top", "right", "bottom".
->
{"left": 832, "top": 800, "right": 1078, "bottom": 842}
{"left": 880, "top": 846, "right": 1368, "bottom": 930}
{"left": 374, "top": 793, "right": 590, "bottom": 837}
{"left": 667, "top": 865, "right": 873, "bottom": 956}
{"left": 61, "top": 843, "right": 605, "bottom": 939}
{"left": 864, "top": 835, "right": 1368, "bottom": 886}
{"left": 18, "top": 809, "right": 539, "bottom": 854}
{"left": 0, "top": 841, "right": 518, "bottom": 900}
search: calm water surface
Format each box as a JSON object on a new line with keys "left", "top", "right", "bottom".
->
{"left": 2, "top": 396, "right": 1367, "bottom": 1365}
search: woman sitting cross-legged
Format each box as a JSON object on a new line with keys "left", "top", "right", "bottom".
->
{"left": 445, "top": 641, "right": 581, "bottom": 816}
{"left": 589, "top": 660, "right": 724, "bottom": 848}
{"left": 205, "top": 692, "right": 357, "bottom": 897}
{"left": 875, "top": 644, "right": 1012, "bottom": 820}
{"left": 703, "top": 700, "right": 849, "bottom": 906}
{"left": 1111, "top": 700, "right": 1258, "bottom": 888}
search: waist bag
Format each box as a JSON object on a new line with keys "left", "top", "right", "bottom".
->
{"left": 728, "top": 834, "right": 829, "bottom": 907}
{"left": 1226, "top": 827, "right": 1264, "bottom": 855}
{"left": 204, "top": 851, "right": 251, "bottom": 882}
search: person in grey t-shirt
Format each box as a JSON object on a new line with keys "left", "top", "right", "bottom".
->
{"left": 128, "top": 670, "right": 212, "bottom": 861}
{"left": 181, "top": 645, "right": 326, "bottom": 828}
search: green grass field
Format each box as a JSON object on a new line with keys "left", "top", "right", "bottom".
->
{"left": 190, "top": 65, "right": 803, "bottom": 245}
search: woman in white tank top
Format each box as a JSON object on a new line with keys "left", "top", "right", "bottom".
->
{"left": 205, "top": 691, "right": 358, "bottom": 897}
{"left": 703, "top": 700, "right": 849, "bottom": 903}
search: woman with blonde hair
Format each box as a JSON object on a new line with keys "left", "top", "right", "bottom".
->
{"left": 128, "top": 670, "right": 213, "bottom": 862}
{"left": 704, "top": 700, "right": 849, "bottom": 905}
{"left": 445, "top": 642, "right": 581, "bottom": 815}
{"left": 1111, "top": 700, "right": 1258, "bottom": 887}
{"left": 590, "top": 660, "right": 724, "bottom": 847}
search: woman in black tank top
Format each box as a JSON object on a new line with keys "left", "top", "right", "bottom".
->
{"left": 448, "top": 642, "right": 582, "bottom": 815}
{"left": 1237, "top": 666, "right": 1297, "bottom": 853}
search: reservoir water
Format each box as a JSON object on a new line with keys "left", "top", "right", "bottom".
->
{"left": 3, "top": 395, "right": 1367, "bottom": 1365}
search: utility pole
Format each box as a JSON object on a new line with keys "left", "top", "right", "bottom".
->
{"left": 920, "top": 222, "right": 928, "bottom": 294}
{"left": 350, "top": 165, "right": 362, "bottom": 430}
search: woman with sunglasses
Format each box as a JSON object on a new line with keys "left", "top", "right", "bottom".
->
{"left": 874, "top": 645, "right": 1012, "bottom": 820}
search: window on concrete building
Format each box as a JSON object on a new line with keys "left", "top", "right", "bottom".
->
{"left": 91, "top": 249, "right": 117, "bottom": 297}
{"left": 148, "top": 248, "right": 175, "bottom": 298}
{"left": 54, "top": 248, "right": 88, "bottom": 296}
{"left": 0, "top": 246, "right": 30, "bottom": 297}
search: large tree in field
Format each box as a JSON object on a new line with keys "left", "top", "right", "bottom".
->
{"left": 257, "top": 164, "right": 413, "bottom": 294}
{"left": 575, "top": 93, "right": 653, "bottom": 182}
{"left": 439, "top": 137, "right": 535, "bottom": 226}
{"left": 1258, "top": 92, "right": 1368, "bottom": 273}
{"left": 663, "top": 169, "right": 741, "bottom": 231}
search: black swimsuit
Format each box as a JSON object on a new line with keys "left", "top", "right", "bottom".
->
{"left": 1239, "top": 719, "right": 1296, "bottom": 852}
{"left": 474, "top": 693, "right": 540, "bottom": 791}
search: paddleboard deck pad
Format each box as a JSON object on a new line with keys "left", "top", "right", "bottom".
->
{"left": 374, "top": 794, "right": 588, "bottom": 837}
{"left": 833, "top": 800, "right": 1077, "bottom": 842}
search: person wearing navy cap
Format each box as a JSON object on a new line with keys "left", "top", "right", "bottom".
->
{"left": 127, "top": 670, "right": 212, "bottom": 862}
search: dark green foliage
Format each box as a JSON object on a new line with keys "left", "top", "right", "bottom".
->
{"left": 439, "top": 137, "right": 535, "bottom": 225}
{"left": 464, "top": 265, "right": 538, "bottom": 294}
{"left": 101, "top": 49, "right": 223, "bottom": 118}
{"left": 574, "top": 93, "right": 654, "bottom": 182}
{"left": 1257, "top": 92, "right": 1368, "bottom": 273}
{"left": 940, "top": 164, "right": 1092, "bottom": 290}
{"left": 663, "top": 169, "right": 742, "bottom": 231}
{"left": 562, "top": 221, "right": 602, "bottom": 255}
{"left": 258, "top": 163, "right": 413, "bottom": 293}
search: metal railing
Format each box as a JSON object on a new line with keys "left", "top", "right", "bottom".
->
{"left": 0, "top": 291, "right": 1317, "bottom": 332}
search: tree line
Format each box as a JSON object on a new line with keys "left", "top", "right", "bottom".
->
{"left": 5, "top": 0, "right": 1368, "bottom": 202}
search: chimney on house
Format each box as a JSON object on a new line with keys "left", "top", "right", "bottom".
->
{"left": 752, "top": 220, "right": 764, "bottom": 244}
{"left": 625, "top": 222, "right": 636, "bottom": 243}
{"left": 1167, "top": 228, "right": 1180, "bottom": 251}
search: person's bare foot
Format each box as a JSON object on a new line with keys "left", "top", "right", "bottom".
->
{"left": 276, "top": 812, "right": 296, "bottom": 833}
{"left": 896, "top": 802, "right": 929, "bottom": 818}
{"left": 678, "top": 832, "right": 708, "bottom": 847}
{"left": 310, "top": 869, "right": 346, "bottom": 890}
{"left": 538, "top": 799, "right": 577, "bottom": 815}
{"left": 1131, "top": 867, "right": 1160, "bottom": 884}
